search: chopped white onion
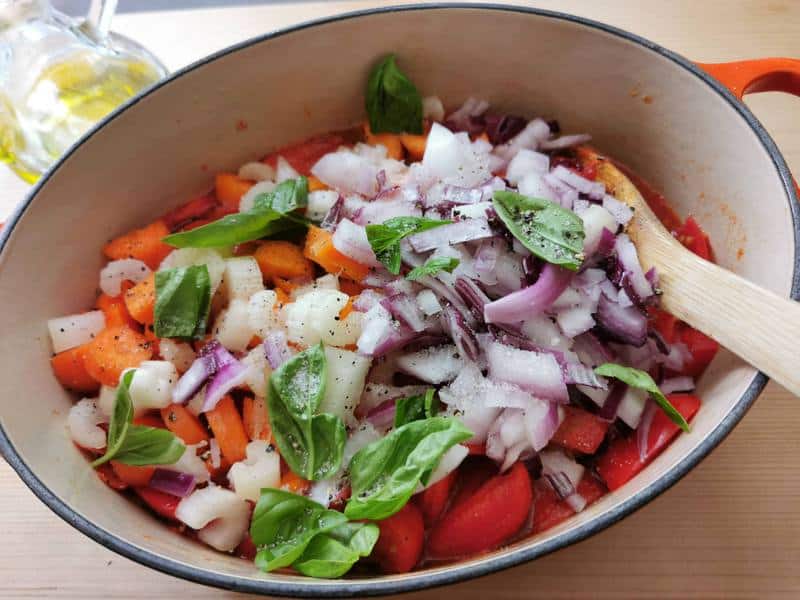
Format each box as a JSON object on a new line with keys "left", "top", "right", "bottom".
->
{"left": 228, "top": 441, "right": 281, "bottom": 502}
{"left": 307, "top": 190, "right": 339, "bottom": 222}
{"left": 175, "top": 485, "right": 250, "bottom": 551}
{"left": 48, "top": 310, "right": 106, "bottom": 353}
{"left": 238, "top": 161, "right": 275, "bottom": 182}
{"left": 505, "top": 149, "right": 550, "bottom": 184}
{"left": 397, "top": 344, "right": 464, "bottom": 384}
{"left": 126, "top": 361, "right": 179, "bottom": 414}
{"left": 158, "top": 339, "right": 197, "bottom": 373}
{"left": 603, "top": 194, "right": 634, "bottom": 226}
{"left": 485, "top": 341, "right": 568, "bottom": 402}
{"left": 423, "top": 96, "right": 445, "bottom": 122}
{"left": 239, "top": 179, "right": 277, "bottom": 213}
{"left": 213, "top": 298, "right": 254, "bottom": 352}
{"left": 320, "top": 346, "right": 371, "bottom": 426}
{"left": 221, "top": 256, "right": 264, "bottom": 301}
{"left": 332, "top": 218, "right": 381, "bottom": 267}
{"left": 67, "top": 399, "right": 106, "bottom": 450}
{"left": 99, "top": 259, "right": 151, "bottom": 296}
{"left": 275, "top": 156, "right": 300, "bottom": 183}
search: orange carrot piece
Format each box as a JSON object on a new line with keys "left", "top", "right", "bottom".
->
{"left": 338, "top": 278, "right": 368, "bottom": 296}
{"left": 83, "top": 326, "right": 153, "bottom": 387}
{"left": 51, "top": 344, "right": 99, "bottom": 393}
{"left": 103, "top": 220, "right": 173, "bottom": 270}
{"left": 400, "top": 133, "right": 427, "bottom": 162}
{"left": 96, "top": 290, "right": 138, "bottom": 329}
{"left": 206, "top": 395, "right": 249, "bottom": 463}
{"left": 254, "top": 240, "right": 315, "bottom": 281}
{"left": 243, "top": 396, "right": 272, "bottom": 442}
{"left": 307, "top": 176, "right": 328, "bottom": 192}
{"left": 304, "top": 226, "right": 370, "bottom": 282}
{"left": 161, "top": 405, "right": 209, "bottom": 445}
{"left": 364, "top": 123, "right": 405, "bottom": 160}
{"left": 273, "top": 287, "right": 290, "bottom": 310}
{"left": 338, "top": 297, "right": 355, "bottom": 320}
{"left": 124, "top": 273, "right": 156, "bottom": 325}
{"left": 281, "top": 470, "right": 311, "bottom": 495}
{"left": 111, "top": 462, "right": 155, "bottom": 487}
{"left": 133, "top": 413, "right": 167, "bottom": 429}
{"left": 215, "top": 173, "right": 254, "bottom": 213}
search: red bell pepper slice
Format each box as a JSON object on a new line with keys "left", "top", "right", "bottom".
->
{"left": 551, "top": 406, "right": 610, "bottom": 454}
{"left": 134, "top": 487, "right": 181, "bottom": 520}
{"left": 532, "top": 474, "right": 607, "bottom": 534}
{"left": 596, "top": 394, "right": 701, "bottom": 491}
{"left": 371, "top": 503, "right": 425, "bottom": 574}
{"left": 427, "top": 462, "right": 532, "bottom": 560}
{"left": 263, "top": 133, "right": 346, "bottom": 176}
{"left": 416, "top": 470, "right": 457, "bottom": 526}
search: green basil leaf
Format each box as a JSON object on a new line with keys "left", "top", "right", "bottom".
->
{"left": 293, "top": 523, "right": 379, "bottom": 579}
{"left": 154, "top": 265, "right": 211, "bottom": 339}
{"left": 365, "top": 54, "right": 423, "bottom": 134}
{"left": 345, "top": 416, "right": 472, "bottom": 520}
{"left": 163, "top": 177, "right": 309, "bottom": 248}
{"left": 267, "top": 343, "right": 345, "bottom": 480}
{"left": 113, "top": 424, "right": 186, "bottom": 466}
{"left": 91, "top": 369, "right": 185, "bottom": 468}
{"left": 405, "top": 257, "right": 459, "bottom": 281}
{"left": 394, "top": 388, "right": 438, "bottom": 427}
{"left": 90, "top": 369, "right": 135, "bottom": 467}
{"left": 253, "top": 176, "right": 308, "bottom": 213}
{"left": 594, "top": 363, "right": 690, "bottom": 432}
{"left": 492, "top": 190, "right": 585, "bottom": 271}
{"left": 365, "top": 217, "right": 451, "bottom": 274}
{"left": 251, "top": 489, "right": 348, "bottom": 572}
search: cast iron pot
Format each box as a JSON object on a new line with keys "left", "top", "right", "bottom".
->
{"left": 2, "top": 4, "right": 799, "bottom": 597}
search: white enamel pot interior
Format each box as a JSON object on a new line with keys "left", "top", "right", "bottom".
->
{"left": 0, "top": 4, "right": 797, "bottom": 597}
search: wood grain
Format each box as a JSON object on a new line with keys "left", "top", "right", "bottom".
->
{"left": 2, "top": 1, "right": 800, "bottom": 598}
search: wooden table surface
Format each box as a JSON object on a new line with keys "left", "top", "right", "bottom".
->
{"left": 2, "top": 1, "right": 800, "bottom": 598}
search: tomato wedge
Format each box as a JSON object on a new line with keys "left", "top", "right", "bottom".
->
{"left": 551, "top": 406, "right": 610, "bottom": 454}
{"left": 532, "top": 475, "right": 607, "bottom": 534}
{"left": 427, "top": 462, "right": 532, "bottom": 560}
{"left": 416, "top": 471, "right": 457, "bottom": 526}
{"left": 371, "top": 503, "right": 425, "bottom": 574}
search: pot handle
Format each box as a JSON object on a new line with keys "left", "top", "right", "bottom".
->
{"left": 697, "top": 58, "right": 800, "bottom": 99}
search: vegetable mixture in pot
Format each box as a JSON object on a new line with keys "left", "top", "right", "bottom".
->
{"left": 48, "top": 55, "right": 718, "bottom": 577}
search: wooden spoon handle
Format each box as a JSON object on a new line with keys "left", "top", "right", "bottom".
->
{"left": 642, "top": 238, "right": 800, "bottom": 396}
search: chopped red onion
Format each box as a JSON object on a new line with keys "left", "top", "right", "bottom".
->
{"left": 565, "top": 492, "right": 588, "bottom": 513}
{"left": 563, "top": 360, "right": 607, "bottom": 388}
{"left": 407, "top": 218, "right": 494, "bottom": 253}
{"left": 396, "top": 344, "right": 464, "bottom": 384}
{"left": 493, "top": 118, "right": 551, "bottom": 161}
{"left": 264, "top": 331, "right": 294, "bottom": 370}
{"left": 537, "top": 133, "right": 592, "bottom": 150}
{"left": 439, "top": 304, "right": 479, "bottom": 362}
{"left": 572, "top": 332, "right": 614, "bottom": 366}
{"left": 636, "top": 399, "right": 657, "bottom": 462}
{"left": 352, "top": 289, "right": 384, "bottom": 313}
{"left": 660, "top": 375, "right": 695, "bottom": 394}
{"left": 332, "top": 218, "right": 381, "bottom": 267}
{"left": 311, "top": 150, "right": 380, "bottom": 197}
{"left": 505, "top": 149, "right": 550, "bottom": 184}
{"left": 416, "top": 273, "right": 477, "bottom": 327}
{"left": 525, "top": 399, "right": 561, "bottom": 451}
{"left": 172, "top": 352, "right": 216, "bottom": 404}
{"left": 596, "top": 294, "right": 648, "bottom": 347}
{"left": 602, "top": 194, "right": 633, "bottom": 226}
{"left": 357, "top": 304, "right": 416, "bottom": 357}
{"left": 597, "top": 382, "right": 627, "bottom": 420}
{"left": 454, "top": 276, "right": 491, "bottom": 322}
{"left": 474, "top": 239, "right": 501, "bottom": 282}
{"left": 545, "top": 471, "right": 575, "bottom": 499}
{"left": 365, "top": 398, "right": 397, "bottom": 429}
{"left": 484, "top": 114, "right": 527, "bottom": 145}
{"left": 614, "top": 233, "right": 654, "bottom": 302}
{"left": 149, "top": 468, "right": 196, "bottom": 498}
{"left": 484, "top": 263, "right": 572, "bottom": 324}
{"left": 380, "top": 293, "right": 427, "bottom": 333}
{"left": 550, "top": 165, "right": 606, "bottom": 200}
{"left": 203, "top": 345, "right": 249, "bottom": 412}
{"left": 486, "top": 341, "right": 568, "bottom": 403}
{"left": 444, "top": 97, "right": 490, "bottom": 134}
{"left": 320, "top": 195, "right": 344, "bottom": 231}
{"left": 556, "top": 306, "right": 596, "bottom": 338}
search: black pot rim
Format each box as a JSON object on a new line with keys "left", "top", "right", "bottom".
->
{"left": 1, "top": 3, "right": 797, "bottom": 597}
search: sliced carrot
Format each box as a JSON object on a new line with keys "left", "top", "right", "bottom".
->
{"left": 280, "top": 470, "right": 311, "bottom": 495}
{"left": 51, "top": 344, "right": 99, "bottom": 393}
{"left": 247, "top": 335, "right": 263, "bottom": 350}
{"left": 338, "top": 278, "right": 368, "bottom": 296}
{"left": 103, "top": 220, "right": 173, "bottom": 270}
{"left": 254, "top": 240, "right": 315, "bottom": 281}
{"left": 273, "top": 287, "right": 290, "bottom": 310}
{"left": 304, "top": 226, "right": 370, "bottom": 282}
{"left": 133, "top": 413, "right": 167, "bottom": 429}
{"left": 272, "top": 276, "right": 306, "bottom": 295}
{"left": 110, "top": 461, "right": 155, "bottom": 487}
{"left": 400, "top": 133, "right": 427, "bottom": 162}
{"left": 124, "top": 273, "right": 156, "bottom": 325}
{"left": 161, "top": 405, "right": 209, "bottom": 445}
{"left": 364, "top": 123, "right": 404, "bottom": 161}
{"left": 307, "top": 176, "right": 328, "bottom": 192}
{"left": 83, "top": 326, "right": 153, "bottom": 387}
{"left": 215, "top": 172, "right": 254, "bottom": 213}
{"left": 206, "top": 395, "right": 248, "bottom": 463}
{"left": 243, "top": 396, "right": 271, "bottom": 442}
{"left": 338, "top": 297, "right": 355, "bottom": 320}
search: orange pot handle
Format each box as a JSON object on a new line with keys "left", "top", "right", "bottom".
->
{"left": 698, "top": 58, "right": 800, "bottom": 195}
{"left": 697, "top": 58, "right": 800, "bottom": 100}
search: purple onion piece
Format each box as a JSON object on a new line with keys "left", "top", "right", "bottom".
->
{"left": 454, "top": 276, "right": 491, "bottom": 322}
{"left": 596, "top": 294, "right": 648, "bottom": 347}
{"left": 484, "top": 114, "right": 527, "bottom": 145}
{"left": 484, "top": 263, "right": 572, "bottom": 324}
{"left": 149, "top": 469, "right": 196, "bottom": 498}
{"left": 320, "top": 195, "right": 344, "bottom": 231}
{"left": 366, "top": 398, "right": 397, "bottom": 429}
{"left": 636, "top": 400, "right": 657, "bottom": 462}
{"left": 407, "top": 218, "right": 494, "bottom": 253}
{"left": 597, "top": 382, "right": 627, "bottom": 420}
{"left": 545, "top": 471, "right": 576, "bottom": 500}
{"left": 172, "top": 353, "right": 216, "bottom": 404}
{"left": 203, "top": 355, "right": 249, "bottom": 412}
{"left": 380, "top": 293, "right": 427, "bottom": 333}
{"left": 440, "top": 303, "right": 480, "bottom": 362}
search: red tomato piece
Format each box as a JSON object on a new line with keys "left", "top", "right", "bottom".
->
{"left": 236, "top": 534, "right": 258, "bottom": 561}
{"left": 679, "top": 328, "right": 719, "bottom": 377}
{"left": 465, "top": 443, "right": 486, "bottom": 456}
{"left": 134, "top": 487, "right": 181, "bottom": 520}
{"left": 648, "top": 307, "right": 680, "bottom": 344}
{"left": 427, "top": 462, "right": 532, "bottom": 560}
{"left": 450, "top": 457, "right": 497, "bottom": 509}
{"left": 596, "top": 394, "right": 701, "bottom": 491}
{"left": 263, "top": 133, "right": 345, "bottom": 176}
{"left": 161, "top": 194, "right": 219, "bottom": 232}
{"left": 372, "top": 503, "right": 425, "bottom": 574}
{"left": 551, "top": 406, "right": 610, "bottom": 454}
{"left": 416, "top": 470, "right": 457, "bottom": 526}
{"left": 676, "top": 216, "right": 712, "bottom": 261}
{"left": 531, "top": 475, "right": 607, "bottom": 534}
{"left": 95, "top": 462, "right": 128, "bottom": 491}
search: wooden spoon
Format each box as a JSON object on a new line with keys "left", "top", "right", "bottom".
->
{"left": 578, "top": 147, "right": 800, "bottom": 396}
